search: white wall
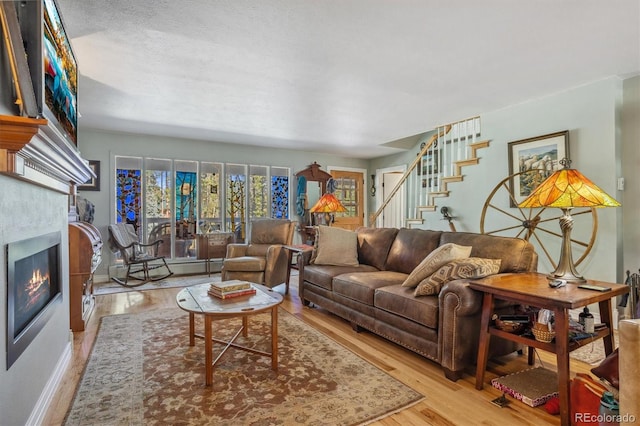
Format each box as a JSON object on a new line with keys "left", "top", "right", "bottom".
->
{"left": 0, "top": 176, "right": 71, "bottom": 426}
{"left": 622, "top": 76, "right": 640, "bottom": 276}
{"left": 371, "top": 77, "right": 628, "bottom": 284}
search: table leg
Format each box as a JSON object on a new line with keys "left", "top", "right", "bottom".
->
{"left": 189, "top": 312, "right": 195, "bottom": 346}
{"left": 242, "top": 315, "right": 248, "bottom": 338}
{"left": 598, "top": 299, "right": 615, "bottom": 354}
{"left": 271, "top": 306, "right": 278, "bottom": 370}
{"left": 285, "top": 249, "right": 294, "bottom": 295}
{"left": 205, "top": 315, "right": 213, "bottom": 386}
{"left": 475, "top": 292, "right": 494, "bottom": 390}
{"left": 554, "top": 308, "right": 570, "bottom": 426}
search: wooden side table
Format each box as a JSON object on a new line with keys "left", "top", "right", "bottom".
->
{"left": 283, "top": 244, "right": 313, "bottom": 295}
{"left": 197, "top": 232, "right": 235, "bottom": 276}
{"left": 470, "top": 272, "right": 628, "bottom": 426}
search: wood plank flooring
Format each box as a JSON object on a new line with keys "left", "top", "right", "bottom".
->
{"left": 43, "top": 278, "right": 592, "bottom": 425}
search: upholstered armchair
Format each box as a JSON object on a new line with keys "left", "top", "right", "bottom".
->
{"left": 221, "top": 219, "right": 295, "bottom": 288}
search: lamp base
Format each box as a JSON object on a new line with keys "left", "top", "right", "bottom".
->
{"left": 546, "top": 272, "right": 586, "bottom": 284}
{"left": 549, "top": 208, "right": 587, "bottom": 284}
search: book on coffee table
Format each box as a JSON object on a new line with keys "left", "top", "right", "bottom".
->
{"left": 208, "top": 287, "right": 256, "bottom": 299}
{"left": 210, "top": 280, "right": 252, "bottom": 293}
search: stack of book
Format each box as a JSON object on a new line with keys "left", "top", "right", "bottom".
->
{"left": 208, "top": 280, "right": 256, "bottom": 299}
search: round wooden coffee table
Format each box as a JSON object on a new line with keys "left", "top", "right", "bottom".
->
{"left": 176, "top": 282, "right": 284, "bottom": 386}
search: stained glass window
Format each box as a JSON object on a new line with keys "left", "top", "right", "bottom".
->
{"left": 271, "top": 171, "right": 289, "bottom": 219}
{"left": 115, "top": 156, "right": 143, "bottom": 231}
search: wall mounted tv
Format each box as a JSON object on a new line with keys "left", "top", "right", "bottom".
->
{"left": 17, "top": 0, "right": 78, "bottom": 146}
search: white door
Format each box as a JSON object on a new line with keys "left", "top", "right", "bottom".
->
{"left": 381, "top": 171, "right": 405, "bottom": 228}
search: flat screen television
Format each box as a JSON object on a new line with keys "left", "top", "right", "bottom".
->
{"left": 17, "top": 0, "right": 78, "bottom": 146}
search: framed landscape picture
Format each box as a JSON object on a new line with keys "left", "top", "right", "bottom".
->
{"left": 79, "top": 160, "right": 100, "bottom": 191}
{"left": 507, "top": 131, "right": 569, "bottom": 207}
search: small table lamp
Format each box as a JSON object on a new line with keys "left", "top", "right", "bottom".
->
{"left": 518, "top": 158, "right": 620, "bottom": 283}
{"left": 310, "top": 193, "right": 347, "bottom": 226}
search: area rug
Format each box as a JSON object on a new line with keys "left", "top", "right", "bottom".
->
{"left": 569, "top": 331, "right": 619, "bottom": 365}
{"left": 64, "top": 307, "right": 423, "bottom": 426}
{"left": 94, "top": 274, "right": 222, "bottom": 295}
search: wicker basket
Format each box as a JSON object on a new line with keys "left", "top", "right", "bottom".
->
{"left": 495, "top": 318, "right": 526, "bottom": 334}
{"left": 532, "top": 322, "right": 555, "bottom": 343}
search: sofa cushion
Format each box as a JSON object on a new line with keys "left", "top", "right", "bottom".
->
{"left": 356, "top": 227, "right": 399, "bottom": 270}
{"left": 375, "top": 285, "right": 439, "bottom": 329}
{"left": 304, "top": 264, "right": 378, "bottom": 291}
{"left": 401, "top": 243, "right": 472, "bottom": 288}
{"left": 333, "top": 271, "right": 407, "bottom": 306}
{"left": 386, "top": 228, "right": 443, "bottom": 274}
{"left": 439, "top": 232, "right": 536, "bottom": 273}
{"left": 221, "top": 256, "right": 267, "bottom": 272}
{"left": 414, "top": 257, "right": 502, "bottom": 296}
{"left": 312, "top": 226, "right": 359, "bottom": 266}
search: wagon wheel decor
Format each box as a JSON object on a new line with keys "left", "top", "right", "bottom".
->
{"left": 480, "top": 170, "right": 597, "bottom": 269}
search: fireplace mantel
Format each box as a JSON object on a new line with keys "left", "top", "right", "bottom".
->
{"left": 0, "top": 114, "right": 94, "bottom": 194}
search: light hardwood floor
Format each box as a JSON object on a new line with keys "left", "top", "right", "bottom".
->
{"left": 43, "top": 278, "right": 592, "bottom": 425}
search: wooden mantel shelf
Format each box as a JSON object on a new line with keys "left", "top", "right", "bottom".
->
{"left": 0, "top": 114, "right": 48, "bottom": 151}
{"left": 0, "top": 114, "right": 93, "bottom": 194}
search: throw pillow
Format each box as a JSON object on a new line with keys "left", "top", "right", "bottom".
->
{"left": 414, "top": 257, "right": 502, "bottom": 296}
{"left": 401, "top": 243, "right": 472, "bottom": 288}
{"left": 311, "top": 226, "right": 359, "bottom": 266}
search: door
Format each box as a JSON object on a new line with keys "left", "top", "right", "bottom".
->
{"left": 382, "top": 172, "right": 404, "bottom": 228}
{"left": 331, "top": 170, "right": 364, "bottom": 231}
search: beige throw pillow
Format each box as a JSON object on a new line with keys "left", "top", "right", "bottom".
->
{"left": 401, "top": 243, "right": 472, "bottom": 288}
{"left": 311, "top": 226, "right": 359, "bottom": 266}
{"left": 414, "top": 257, "right": 502, "bottom": 296}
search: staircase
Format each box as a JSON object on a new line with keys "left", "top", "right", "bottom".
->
{"left": 371, "top": 116, "right": 489, "bottom": 228}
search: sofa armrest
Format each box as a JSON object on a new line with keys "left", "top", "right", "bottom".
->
{"left": 437, "top": 275, "right": 522, "bottom": 379}
{"left": 264, "top": 244, "right": 288, "bottom": 287}
{"left": 226, "top": 243, "right": 248, "bottom": 258}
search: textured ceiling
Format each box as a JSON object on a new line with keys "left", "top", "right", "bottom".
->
{"left": 57, "top": 0, "right": 640, "bottom": 159}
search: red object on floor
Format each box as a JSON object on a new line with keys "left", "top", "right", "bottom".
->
{"left": 544, "top": 396, "right": 560, "bottom": 414}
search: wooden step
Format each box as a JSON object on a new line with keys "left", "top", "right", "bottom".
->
{"left": 405, "top": 218, "right": 424, "bottom": 227}
{"left": 417, "top": 205, "right": 437, "bottom": 213}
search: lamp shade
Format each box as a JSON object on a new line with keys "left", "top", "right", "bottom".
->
{"left": 310, "top": 193, "right": 347, "bottom": 213}
{"left": 517, "top": 160, "right": 620, "bottom": 283}
{"left": 518, "top": 168, "right": 620, "bottom": 209}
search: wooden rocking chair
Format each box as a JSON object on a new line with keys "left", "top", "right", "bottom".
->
{"left": 108, "top": 223, "right": 173, "bottom": 287}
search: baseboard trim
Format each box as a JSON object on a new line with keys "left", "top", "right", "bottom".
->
{"left": 26, "top": 341, "right": 72, "bottom": 426}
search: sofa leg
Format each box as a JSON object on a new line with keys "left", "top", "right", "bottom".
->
{"left": 443, "top": 368, "right": 464, "bottom": 382}
{"left": 350, "top": 322, "right": 364, "bottom": 333}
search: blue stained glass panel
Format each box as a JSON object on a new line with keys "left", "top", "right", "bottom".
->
{"left": 271, "top": 176, "right": 289, "bottom": 219}
{"left": 116, "top": 169, "right": 141, "bottom": 227}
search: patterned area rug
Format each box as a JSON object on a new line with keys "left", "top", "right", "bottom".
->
{"left": 64, "top": 307, "right": 423, "bottom": 425}
{"left": 569, "top": 332, "right": 619, "bottom": 365}
{"left": 94, "top": 274, "right": 222, "bottom": 295}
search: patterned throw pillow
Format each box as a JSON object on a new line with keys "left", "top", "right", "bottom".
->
{"left": 401, "top": 243, "right": 472, "bottom": 288}
{"left": 311, "top": 226, "right": 359, "bottom": 266}
{"left": 414, "top": 257, "right": 502, "bottom": 296}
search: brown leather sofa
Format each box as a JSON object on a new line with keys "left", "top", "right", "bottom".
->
{"left": 300, "top": 227, "right": 538, "bottom": 381}
{"left": 222, "top": 219, "right": 295, "bottom": 288}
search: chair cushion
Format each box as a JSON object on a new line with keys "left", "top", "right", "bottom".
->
{"left": 401, "top": 243, "right": 472, "bottom": 288}
{"left": 414, "top": 257, "right": 501, "bottom": 296}
{"left": 312, "top": 226, "right": 359, "bottom": 266}
{"left": 222, "top": 256, "right": 267, "bottom": 272}
{"left": 250, "top": 219, "right": 292, "bottom": 244}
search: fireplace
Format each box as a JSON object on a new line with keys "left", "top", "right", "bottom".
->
{"left": 6, "top": 232, "right": 62, "bottom": 369}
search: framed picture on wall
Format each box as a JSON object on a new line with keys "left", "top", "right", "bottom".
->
{"left": 79, "top": 160, "right": 100, "bottom": 191}
{"left": 507, "top": 130, "right": 569, "bottom": 207}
